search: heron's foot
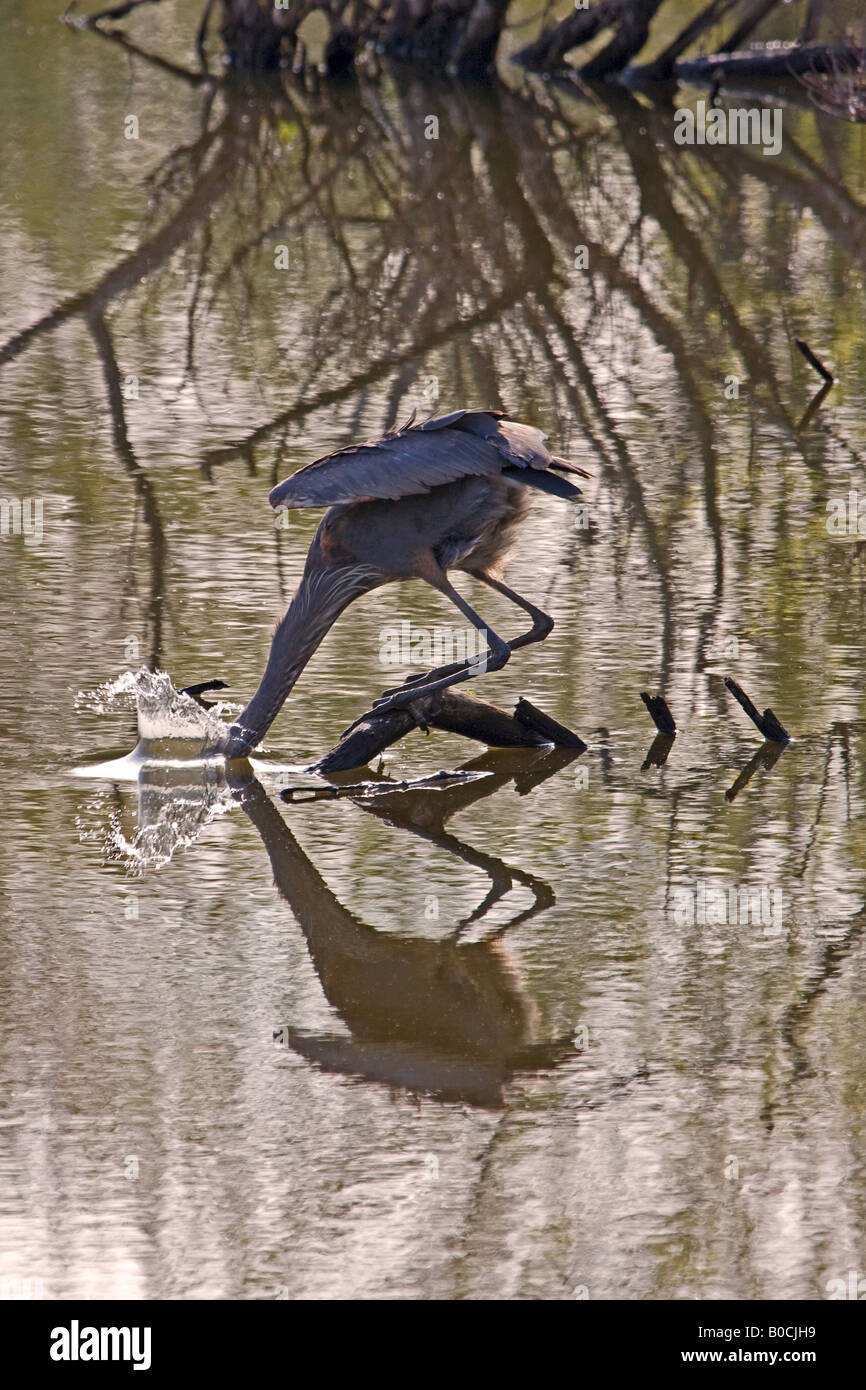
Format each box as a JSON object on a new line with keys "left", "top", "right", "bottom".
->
{"left": 339, "top": 696, "right": 432, "bottom": 741}
{"left": 380, "top": 656, "right": 489, "bottom": 698}
{"left": 377, "top": 643, "right": 506, "bottom": 708}
{"left": 340, "top": 637, "right": 508, "bottom": 740}
{"left": 369, "top": 691, "right": 427, "bottom": 716}
{"left": 408, "top": 702, "right": 431, "bottom": 734}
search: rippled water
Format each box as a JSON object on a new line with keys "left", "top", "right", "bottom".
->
{"left": 1, "top": 1, "right": 866, "bottom": 1300}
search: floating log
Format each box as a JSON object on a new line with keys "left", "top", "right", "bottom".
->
{"left": 639, "top": 691, "right": 677, "bottom": 735}
{"left": 724, "top": 676, "right": 791, "bottom": 744}
{"left": 672, "top": 40, "right": 863, "bottom": 81}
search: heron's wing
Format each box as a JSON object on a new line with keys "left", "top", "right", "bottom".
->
{"left": 269, "top": 410, "right": 581, "bottom": 509}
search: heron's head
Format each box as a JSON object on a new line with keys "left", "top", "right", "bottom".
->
{"left": 269, "top": 478, "right": 293, "bottom": 511}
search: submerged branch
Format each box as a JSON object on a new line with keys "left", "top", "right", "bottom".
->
{"left": 724, "top": 677, "right": 791, "bottom": 745}
{"left": 314, "top": 690, "right": 570, "bottom": 774}
{"left": 673, "top": 40, "right": 864, "bottom": 81}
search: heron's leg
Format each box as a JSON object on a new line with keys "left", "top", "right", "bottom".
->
{"left": 378, "top": 576, "right": 510, "bottom": 701}
{"left": 476, "top": 573, "right": 554, "bottom": 651}
{"left": 380, "top": 571, "right": 553, "bottom": 695}
{"left": 341, "top": 569, "right": 511, "bottom": 736}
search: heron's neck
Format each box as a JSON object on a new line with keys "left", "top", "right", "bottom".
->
{"left": 223, "top": 562, "right": 380, "bottom": 757}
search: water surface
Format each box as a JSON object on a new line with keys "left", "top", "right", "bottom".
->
{"left": 1, "top": 1, "right": 866, "bottom": 1300}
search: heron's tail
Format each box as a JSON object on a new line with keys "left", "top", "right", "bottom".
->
{"left": 503, "top": 467, "right": 582, "bottom": 501}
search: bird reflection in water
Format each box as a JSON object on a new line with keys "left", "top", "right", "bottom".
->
{"left": 234, "top": 749, "right": 582, "bottom": 1107}
{"left": 125, "top": 745, "right": 581, "bottom": 1108}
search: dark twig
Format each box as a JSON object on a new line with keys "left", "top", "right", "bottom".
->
{"left": 639, "top": 691, "right": 677, "bottom": 735}
{"left": 724, "top": 676, "right": 791, "bottom": 744}
{"left": 180, "top": 679, "right": 228, "bottom": 707}
{"left": 795, "top": 338, "right": 834, "bottom": 384}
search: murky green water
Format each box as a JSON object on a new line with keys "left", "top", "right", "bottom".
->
{"left": 2, "top": 2, "right": 866, "bottom": 1300}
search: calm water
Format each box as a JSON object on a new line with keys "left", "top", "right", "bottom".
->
{"left": 2, "top": 2, "right": 866, "bottom": 1300}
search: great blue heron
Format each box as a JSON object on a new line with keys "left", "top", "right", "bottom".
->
{"left": 221, "top": 409, "right": 586, "bottom": 758}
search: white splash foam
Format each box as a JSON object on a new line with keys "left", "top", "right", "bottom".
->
{"left": 76, "top": 667, "right": 231, "bottom": 743}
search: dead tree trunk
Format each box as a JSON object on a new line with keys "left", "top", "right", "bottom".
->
{"left": 219, "top": 0, "right": 300, "bottom": 71}
{"left": 514, "top": 0, "right": 664, "bottom": 77}
{"left": 382, "top": 0, "right": 510, "bottom": 75}
{"left": 580, "top": 0, "right": 664, "bottom": 79}
{"left": 513, "top": 0, "right": 625, "bottom": 73}
{"left": 313, "top": 688, "right": 585, "bottom": 774}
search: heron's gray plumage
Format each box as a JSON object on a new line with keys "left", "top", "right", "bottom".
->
{"left": 269, "top": 409, "right": 586, "bottom": 510}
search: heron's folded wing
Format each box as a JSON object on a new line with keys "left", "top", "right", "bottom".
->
{"left": 270, "top": 426, "right": 516, "bottom": 509}
{"left": 268, "top": 412, "right": 583, "bottom": 509}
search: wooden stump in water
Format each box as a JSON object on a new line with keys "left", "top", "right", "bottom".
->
{"left": 640, "top": 692, "right": 677, "bottom": 736}
{"left": 724, "top": 676, "right": 790, "bottom": 744}
{"left": 315, "top": 689, "right": 585, "bottom": 774}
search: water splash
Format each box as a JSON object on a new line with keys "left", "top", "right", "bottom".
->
{"left": 114, "top": 771, "right": 232, "bottom": 873}
{"left": 75, "top": 668, "right": 239, "bottom": 870}
{"left": 76, "top": 667, "right": 233, "bottom": 743}
{"left": 77, "top": 759, "right": 236, "bottom": 873}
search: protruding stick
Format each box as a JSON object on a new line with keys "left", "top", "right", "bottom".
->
{"left": 639, "top": 692, "right": 677, "bottom": 735}
{"left": 724, "top": 676, "right": 790, "bottom": 744}
{"left": 513, "top": 698, "right": 588, "bottom": 751}
{"left": 180, "top": 678, "right": 228, "bottom": 706}
{"left": 795, "top": 338, "right": 834, "bottom": 384}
